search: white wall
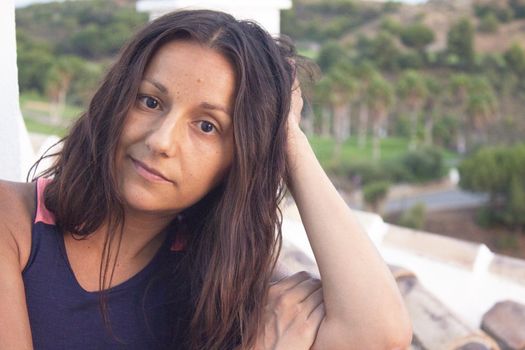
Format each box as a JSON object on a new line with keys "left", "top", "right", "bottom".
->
{"left": 137, "top": 0, "right": 292, "bottom": 35}
{"left": 0, "top": 0, "right": 34, "bottom": 181}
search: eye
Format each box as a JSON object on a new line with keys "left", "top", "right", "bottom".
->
{"left": 138, "top": 95, "right": 160, "bottom": 110}
{"left": 198, "top": 121, "right": 216, "bottom": 134}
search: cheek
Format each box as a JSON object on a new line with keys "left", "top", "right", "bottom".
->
{"left": 120, "top": 113, "right": 144, "bottom": 142}
{"left": 185, "top": 149, "right": 232, "bottom": 189}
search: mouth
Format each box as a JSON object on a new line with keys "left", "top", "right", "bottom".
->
{"left": 130, "top": 157, "right": 173, "bottom": 184}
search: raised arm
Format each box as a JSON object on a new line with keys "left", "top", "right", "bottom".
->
{"left": 0, "top": 181, "right": 34, "bottom": 350}
{"left": 286, "top": 85, "right": 412, "bottom": 350}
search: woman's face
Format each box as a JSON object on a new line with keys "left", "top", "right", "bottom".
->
{"left": 116, "top": 40, "right": 236, "bottom": 216}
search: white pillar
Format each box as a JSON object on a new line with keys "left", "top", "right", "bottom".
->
{"left": 0, "top": 0, "right": 34, "bottom": 181}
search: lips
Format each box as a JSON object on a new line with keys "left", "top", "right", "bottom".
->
{"left": 130, "top": 157, "right": 173, "bottom": 183}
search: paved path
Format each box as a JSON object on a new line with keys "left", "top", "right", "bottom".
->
{"left": 383, "top": 188, "right": 489, "bottom": 214}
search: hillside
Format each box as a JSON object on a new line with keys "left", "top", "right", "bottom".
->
{"left": 284, "top": 0, "right": 525, "bottom": 54}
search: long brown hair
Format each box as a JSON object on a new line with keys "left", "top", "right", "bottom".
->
{"left": 33, "top": 9, "right": 296, "bottom": 349}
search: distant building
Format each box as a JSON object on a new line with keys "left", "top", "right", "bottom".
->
{"left": 136, "top": 0, "right": 292, "bottom": 34}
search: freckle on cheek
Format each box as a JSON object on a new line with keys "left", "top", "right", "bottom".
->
{"left": 196, "top": 78, "right": 202, "bottom": 83}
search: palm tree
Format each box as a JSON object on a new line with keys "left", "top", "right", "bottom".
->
{"left": 367, "top": 73, "right": 395, "bottom": 161}
{"left": 465, "top": 76, "right": 498, "bottom": 147}
{"left": 314, "top": 76, "right": 333, "bottom": 138}
{"left": 397, "top": 70, "right": 428, "bottom": 150}
{"left": 448, "top": 73, "right": 470, "bottom": 153}
{"left": 448, "top": 74, "right": 498, "bottom": 151}
{"left": 353, "top": 61, "right": 377, "bottom": 149}
{"left": 423, "top": 77, "right": 443, "bottom": 146}
{"left": 45, "top": 56, "right": 83, "bottom": 124}
{"left": 327, "top": 61, "right": 357, "bottom": 159}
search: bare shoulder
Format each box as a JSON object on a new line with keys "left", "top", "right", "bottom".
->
{"left": 0, "top": 180, "right": 36, "bottom": 349}
{"left": 0, "top": 180, "right": 35, "bottom": 271}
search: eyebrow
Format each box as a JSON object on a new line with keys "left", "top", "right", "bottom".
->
{"left": 144, "top": 78, "right": 168, "bottom": 95}
{"left": 200, "top": 102, "right": 231, "bottom": 117}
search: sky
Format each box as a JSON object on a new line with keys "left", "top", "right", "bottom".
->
{"left": 15, "top": 0, "right": 427, "bottom": 8}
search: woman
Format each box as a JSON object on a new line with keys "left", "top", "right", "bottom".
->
{"left": 0, "top": 9, "right": 411, "bottom": 350}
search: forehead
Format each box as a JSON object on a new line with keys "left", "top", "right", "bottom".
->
{"left": 145, "top": 40, "right": 235, "bottom": 86}
{"left": 142, "top": 40, "right": 237, "bottom": 113}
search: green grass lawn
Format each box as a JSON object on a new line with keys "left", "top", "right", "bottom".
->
{"left": 308, "top": 135, "right": 460, "bottom": 170}
{"left": 20, "top": 92, "right": 81, "bottom": 136}
{"left": 20, "top": 92, "right": 83, "bottom": 121}
{"left": 23, "top": 117, "right": 68, "bottom": 137}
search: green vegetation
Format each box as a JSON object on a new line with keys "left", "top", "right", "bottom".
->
{"left": 459, "top": 144, "right": 525, "bottom": 229}
{"left": 398, "top": 203, "right": 427, "bottom": 230}
{"left": 446, "top": 18, "right": 475, "bottom": 68}
{"left": 23, "top": 117, "right": 68, "bottom": 136}
{"left": 16, "top": 0, "right": 146, "bottom": 126}
{"left": 310, "top": 137, "right": 450, "bottom": 185}
{"left": 280, "top": 0, "right": 525, "bottom": 201}
{"left": 363, "top": 181, "right": 390, "bottom": 213}
{"left": 14, "top": 0, "right": 525, "bottom": 232}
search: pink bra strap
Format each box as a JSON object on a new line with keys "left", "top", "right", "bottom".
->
{"left": 34, "top": 177, "right": 56, "bottom": 225}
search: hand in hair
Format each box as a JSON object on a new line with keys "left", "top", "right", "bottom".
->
{"left": 286, "top": 78, "right": 305, "bottom": 175}
{"left": 252, "top": 271, "right": 325, "bottom": 350}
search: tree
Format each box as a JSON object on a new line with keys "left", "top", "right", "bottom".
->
{"left": 363, "top": 181, "right": 390, "bottom": 214}
{"left": 459, "top": 144, "right": 525, "bottom": 228}
{"left": 504, "top": 43, "right": 525, "bottom": 77}
{"left": 314, "top": 76, "right": 334, "bottom": 137}
{"left": 422, "top": 77, "right": 443, "bottom": 146}
{"left": 354, "top": 62, "right": 378, "bottom": 149}
{"left": 367, "top": 73, "right": 395, "bottom": 161}
{"left": 448, "top": 73, "right": 471, "bottom": 153}
{"left": 400, "top": 23, "right": 435, "bottom": 55}
{"left": 317, "top": 41, "right": 347, "bottom": 73}
{"left": 45, "top": 56, "right": 84, "bottom": 124}
{"left": 510, "top": 0, "right": 525, "bottom": 18}
{"left": 371, "top": 31, "right": 401, "bottom": 71}
{"left": 447, "top": 18, "right": 475, "bottom": 68}
{"left": 507, "top": 176, "right": 525, "bottom": 227}
{"left": 465, "top": 76, "right": 498, "bottom": 146}
{"left": 478, "top": 12, "right": 499, "bottom": 33}
{"left": 326, "top": 61, "right": 357, "bottom": 159}
{"left": 397, "top": 70, "right": 428, "bottom": 150}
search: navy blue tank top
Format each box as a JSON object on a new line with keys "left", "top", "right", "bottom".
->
{"left": 22, "top": 178, "right": 192, "bottom": 349}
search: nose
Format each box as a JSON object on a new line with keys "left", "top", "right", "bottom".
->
{"left": 145, "top": 111, "right": 183, "bottom": 158}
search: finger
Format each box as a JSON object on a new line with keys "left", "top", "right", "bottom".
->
{"left": 307, "top": 301, "right": 326, "bottom": 330}
{"left": 293, "top": 278, "right": 322, "bottom": 303}
{"left": 275, "top": 278, "right": 321, "bottom": 307}
{"left": 301, "top": 284, "right": 323, "bottom": 308}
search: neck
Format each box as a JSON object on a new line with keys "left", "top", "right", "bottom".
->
{"left": 73, "top": 208, "right": 177, "bottom": 265}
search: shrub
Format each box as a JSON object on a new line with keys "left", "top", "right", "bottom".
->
{"left": 478, "top": 13, "right": 500, "bottom": 33}
{"left": 380, "top": 17, "right": 402, "bottom": 34}
{"left": 397, "top": 51, "right": 424, "bottom": 70}
{"left": 398, "top": 203, "right": 427, "bottom": 230}
{"left": 460, "top": 144, "right": 525, "bottom": 228}
{"left": 401, "top": 147, "right": 446, "bottom": 182}
{"left": 400, "top": 23, "right": 435, "bottom": 51}
{"left": 345, "top": 161, "right": 389, "bottom": 186}
{"left": 363, "top": 181, "right": 390, "bottom": 213}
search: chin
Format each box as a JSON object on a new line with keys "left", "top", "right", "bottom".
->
{"left": 120, "top": 180, "right": 179, "bottom": 215}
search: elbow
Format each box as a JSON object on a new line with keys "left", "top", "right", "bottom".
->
{"left": 377, "top": 304, "right": 413, "bottom": 350}
{"left": 340, "top": 313, "right": 413, "bottom": 350}
{"left": 384, "top": 322, "right": 413, "bottom": 350}
{"left": 378, "top": 313, "right": 413, "bottom": 350}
